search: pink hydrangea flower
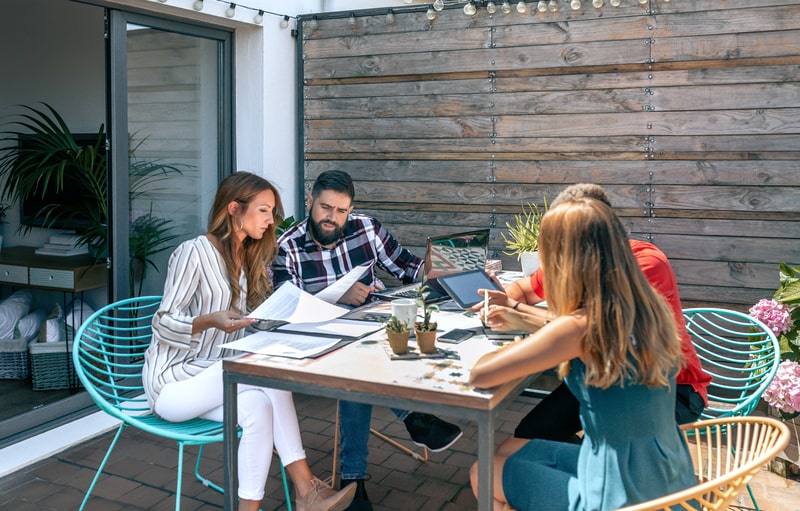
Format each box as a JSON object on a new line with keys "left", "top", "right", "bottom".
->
{"left": 749, "top": 298, "right": 794, "bottom": 335}
{"left": 762, "top": 360, "right": 800, "bottom": 414}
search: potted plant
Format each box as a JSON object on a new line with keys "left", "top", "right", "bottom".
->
{"left": 414, "top": 285, "right": 439, "bottom": 354}
{"left": 384, "top": 315, "right": 410, "bottom": 355}
{"left": 501, "top": 197, "right": 548, "bottom": 276}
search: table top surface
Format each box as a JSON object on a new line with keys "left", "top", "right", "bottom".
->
{"left": 223, "top": 306, "right": 529, "bottom": 412}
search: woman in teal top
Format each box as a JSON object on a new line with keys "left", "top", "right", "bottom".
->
{"left": 470, "top": 198, "right": 696, "bottom": 511}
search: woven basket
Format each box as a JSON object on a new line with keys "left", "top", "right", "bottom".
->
{"left": 29, "top": 339, "right": 78, "bottom": 391}
{"left": 0, "top": 336, "right": 34, "bottom": 379}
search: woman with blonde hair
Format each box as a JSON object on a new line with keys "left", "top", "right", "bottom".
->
{"left": 469, "top": 198, "right": 696, "bottom": 510}
{"left": 143, "top": 172, "right": 355, "bottom": 511}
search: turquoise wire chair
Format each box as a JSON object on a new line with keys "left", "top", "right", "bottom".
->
{"left": 72, "top": 296, "right": 291, "bottom": 511}
{"left": 682, "top": 307, "right": 781, "bottom": 511}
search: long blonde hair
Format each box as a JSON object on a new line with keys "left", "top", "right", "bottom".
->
{"left": 540, "top": 198, "right": 682, "bottom": 388}
{"left": 207, "top": 172, "right": 284, "bottom": 312}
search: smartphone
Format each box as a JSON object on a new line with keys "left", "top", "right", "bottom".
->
{"left": 438, "top": 328, "right": 475, "bottom": 344}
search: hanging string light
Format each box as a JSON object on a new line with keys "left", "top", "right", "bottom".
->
{"left": 224, "top": 3, "right": 236, "bottom": 18}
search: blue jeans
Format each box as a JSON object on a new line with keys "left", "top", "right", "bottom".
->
{"left": 338, "top": 401, "right": 408, "bottom": 479}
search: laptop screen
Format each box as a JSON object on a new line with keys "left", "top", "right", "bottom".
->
{"left": 424, "top": 228, "right": 490, "bottom": 284}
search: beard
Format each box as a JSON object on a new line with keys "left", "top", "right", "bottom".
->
{"left": 308, "top": 216, "right": 345, "bottom": 246}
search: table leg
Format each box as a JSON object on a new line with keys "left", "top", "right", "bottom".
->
{"left": 223, "top": 371, "right": 238, "bottom": 511}
{"left": 477, "top": 415, "right": 496, "bottom": 511}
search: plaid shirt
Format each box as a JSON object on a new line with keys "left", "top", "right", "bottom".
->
{"left": 273, "top": 213, "right": 422, "bottom": 295}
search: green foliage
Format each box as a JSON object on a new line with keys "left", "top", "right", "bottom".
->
{"left": 774, "top": 262, "right": 800, "bottom": 361}
{"left": 501, "top": 197, "right": 548, "bottom": 258}
{"left": 276, "top": 215, "right": 301, "bottom": 237}
{"left": 0, "top": 102, "right": 188, "bottom": 295}
{"left": 384, "top": 315, "right": 410, "bottom": 333}
{"left": 414, "top": 285, "right": 439, "bottom": 332}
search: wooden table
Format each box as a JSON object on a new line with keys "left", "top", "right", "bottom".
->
{"left": 222, "top": 312, "right": 535, "bottom": 511}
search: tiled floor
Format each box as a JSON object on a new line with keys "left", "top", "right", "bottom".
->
{"left": 1, "top": 392, "right": 798, "bottom": 511}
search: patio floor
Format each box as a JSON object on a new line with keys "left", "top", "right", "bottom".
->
{"left": 1, "top": 391, "right": 798, "bottom": 511}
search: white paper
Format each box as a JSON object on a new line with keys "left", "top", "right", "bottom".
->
{"left": 220, "top": 330, "right": 342, "bottom": 359}
{"left": 248, "top": 282, "right": 347, "bottom": 323}
{"left": 314, "top": 261, "right": 376, "bottom": 304}
{"left": 276, "top": 318, "right": 383, "bottom": 338}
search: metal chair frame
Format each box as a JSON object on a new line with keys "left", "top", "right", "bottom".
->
{"left": 72, "top": 296, "right": 291, "bottom": 511}
{"left": 682, "top": 307, "right": 782, "bottom": 511}
{"left": 615, "top": 416, "right": 790, "bottom": 511}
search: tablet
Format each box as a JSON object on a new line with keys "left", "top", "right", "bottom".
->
{"left": 436, "top": 269, "right": 504, "bottom": 309}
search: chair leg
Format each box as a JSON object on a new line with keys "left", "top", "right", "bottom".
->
{"left": 746, "top": 483, "right": 760, "bottom": 511}
{"left": 369, "top": 428, "right": 429, "bottom": 462}
{"left": 194, "top": 444, "right": 225, "bottom": 493}
{"left": 79, "top": 424, "right": 126, "bottom": 511}
{"left": 175, "top": 442, "right": 185, "bottom": 511}
{"left": 280, "top": 462, "right": 293, "bottom": 511}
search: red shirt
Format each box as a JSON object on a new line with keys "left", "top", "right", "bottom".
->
{"left": 529, "top": 239, "right": 711, "bottom": 403}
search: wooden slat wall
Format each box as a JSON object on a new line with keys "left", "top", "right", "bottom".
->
{"left": 297, "top": 0, "right": 800, "bottom": 308}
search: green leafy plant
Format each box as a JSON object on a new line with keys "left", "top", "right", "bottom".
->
{"left": 0, "top": 103, "right": 187, "bottom": 295}
{"left": 0, "top": 202, "right": 10, "bottom": 225}
{"left": 384, "top": 315, "right": 410, "bottom": 334}
{"left": 414, "top": 285, "right": 439, "bottom": 332}
{"left": 276, "top": 215, "right": 301, "bottom": 237}
{"left": 501, "top": 197, "right": 548, "bottom": 257}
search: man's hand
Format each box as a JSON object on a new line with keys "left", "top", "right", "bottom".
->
{"left": 338, "top": 281, "right": 374, "bottom": 307}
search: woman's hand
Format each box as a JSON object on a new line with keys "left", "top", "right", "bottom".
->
{"left": 193, "top": 311, "right": 257, "bottom": 335}
{"left": 468, "top": 288, "right": 511, "bottom": 312}
{"left": 482, "top": 305, "right": 533, "bottom": 332}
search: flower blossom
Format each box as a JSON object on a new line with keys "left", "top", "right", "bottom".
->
{"left": 762, "top": 360, "right": 800, "bottom": 414}
{"left": 749, "top": 298, "right": 794, "bottom": 335}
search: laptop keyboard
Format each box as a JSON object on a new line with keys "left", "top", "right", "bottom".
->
{"left": 393, "top": 289, "right": 421, "bottom": 299}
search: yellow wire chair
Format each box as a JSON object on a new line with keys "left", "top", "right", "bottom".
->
{"left": 615, "top": 416, "right": 790, "bottom": 511}
{"left": 72, "top": 296, "right": 291, "bottom": 511}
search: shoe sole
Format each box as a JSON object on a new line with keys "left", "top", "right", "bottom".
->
{"left": 411, "top": 430, "right": 463, "bottom": 453}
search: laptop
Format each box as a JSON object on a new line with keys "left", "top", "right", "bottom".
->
{"left": 369, "top": 228, "right": 491, "bottom": 304}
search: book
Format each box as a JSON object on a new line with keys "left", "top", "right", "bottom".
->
{"left": 35, "top": 245, "right": 89, "bottom": 257}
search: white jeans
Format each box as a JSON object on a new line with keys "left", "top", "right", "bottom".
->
{"left": 153, "top": 361, "right": 305, "bottom": 501}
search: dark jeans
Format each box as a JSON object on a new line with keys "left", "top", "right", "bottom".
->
{"left": 514, "top": 381, "right": 705, "bottom": 440}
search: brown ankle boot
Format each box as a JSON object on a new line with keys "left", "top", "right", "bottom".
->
{"left": 296, "top": 478, "right": 356, "bottom": 511}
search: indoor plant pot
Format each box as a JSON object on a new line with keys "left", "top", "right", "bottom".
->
{"left": 384, "top": 315, "right": 411, "bottom": 355}
{"left": 414, "top": 285, "right": 439, "bottom": 354}
{"left": 502, "top": 198, "right": 548, "bottom": 275}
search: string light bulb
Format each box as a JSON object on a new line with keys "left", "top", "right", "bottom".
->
{"left": 253, "top": 10, "right": 264, "bottom": 24}
{"left": 308, "top": 16, "right": 318, "bottom": 30}
{"left": 348, "top": 13, "right": 356, "bottom": 26}
{"left": 224, "top": 3, "right": 236, "bottom": 18}
{"left": 639, "top": 0, "right": 648, "bottom": 4}
{"left": 464, "top": 1, "right": 477, "bottom": 15}
{"left": 592, "top": 0, "right": 603, "bottom": 7}
{"left": 571, "top": 0, "right": 581, "bottom": 9}
{"left": 279, "top": 15, "right": 289, "bottom": 29}
{"left": 516, "top": 1, "right": 527, "bottom": 13}
{"left": 192, "top": 0, "right": 203, "bottom": 11}
{"left": 486, "top": 1, "right": 498, "bottom": 14}
{"left": 433, "top": 0, "right": 445, "bottom": 11}
{"left": 537, "top": 0, "right": 547, "bottom": 12}
{"left": 502, "top": 1, "right": 513, "bottom": 13}
{"left": 386, "top": 9, "right": 395, "bottom": 25}
{"left": 157, "top": 0, "right": 167, "bottom": 3}
{"left": 426, "top": 7, "right": 437, "bottom": 20}
{"left": 548, "top": 0, "right": 559, "bottom": 11}
{"left": 610, "top": 0, "right": 622, "bottom": 5}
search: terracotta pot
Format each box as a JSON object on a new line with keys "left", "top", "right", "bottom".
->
{"left": 415, "top": 328, "right": 437, "bottom": 354}
{"left": 387, "top": 330, "right": 410, "bottom": 355}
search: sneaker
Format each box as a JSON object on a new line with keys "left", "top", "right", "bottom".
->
{"left": 403, "top": 412, "right": 463, "bottom": 452}
{"left": 341, "top": 479, "right": 373, "bottom": 511}
{"left": 296, "top": 477, "right": 356, "bottom": 511}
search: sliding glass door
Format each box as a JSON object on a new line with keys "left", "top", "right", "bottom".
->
{"left": 107, "top": 10, "right": 233, "bottom": 301}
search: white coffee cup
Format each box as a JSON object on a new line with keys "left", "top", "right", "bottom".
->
{"left": 391, "top": 298, "right": 418, "bottom": 330}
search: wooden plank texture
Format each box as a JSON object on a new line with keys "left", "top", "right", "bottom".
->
{"left": 299, "top": 2, "right": 800, "bottom": 306}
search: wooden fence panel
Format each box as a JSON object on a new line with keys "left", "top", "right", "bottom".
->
{"left": 298, "top": 1, "right": 800, "bottom": 308}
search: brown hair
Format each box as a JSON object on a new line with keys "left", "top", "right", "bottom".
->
{"left": 208, "top": 172, "right": 284, "bottom": 312}
{"left": 540, "top": 198, "right": 682, "bottom": 388}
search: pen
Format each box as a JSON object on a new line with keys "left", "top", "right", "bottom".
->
{"left": 484, "top": 288, "right": 489, "bottom": 320}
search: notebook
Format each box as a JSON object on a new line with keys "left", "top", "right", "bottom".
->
{"left": 369, "top": 228, "right": 491, "bottom": 304}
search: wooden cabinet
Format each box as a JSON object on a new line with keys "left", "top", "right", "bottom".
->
{"left": 0, "top": 246, "right": 106, "bottom": 292}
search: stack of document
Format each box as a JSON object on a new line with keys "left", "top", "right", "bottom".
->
{"left": 220, "top": 279, "right": 383, "bottom": 359}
